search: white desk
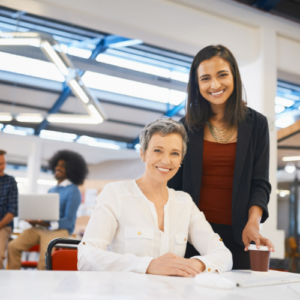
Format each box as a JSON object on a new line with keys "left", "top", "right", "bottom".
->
{"left": 1, "top": 270, "right": 300, "bottom": 300}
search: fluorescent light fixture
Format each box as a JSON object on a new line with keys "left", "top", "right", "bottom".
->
{"left": 276, "top": 189, "right": 290, "bottom": 196}
{"left": 88, "top": 104, "right": 104, "bottom": 123}
{"left": 275, "top": 97, "right": 294, "bottom": 107}
{"left": 82, "top": 71, "right": 170, "bottom": 103}
{"left": 170, "top": 71, "right": 189, "bottom": 83}
{"left": 0, "top": 113, "right": 12, "bottom": 121}
{"left": 283, "top": 94, "right": 300, "bottom": 101}
{"left": 37, "top": 179, "right": 57, "bottom": 186}
{"left": 275, "top": 116, "right": 294, "bottom": 128}
{"left": 40, "top": 130, "right": 77, "bottom": 142}
{"left": 88, "top": 141, "right": 121, "bottom": 150}
{"left": 16, "top": 113, "right": 43, "bottom": 123}
{"left": 96, "top": 54, "right": 171, "bottom": 78}
{"left": 77, "top": 136, "right": 120, "bottom": 150}
{"left": 0, "top": 38, "right": 41, "bottom": 46}
{"left": 0, "top": 51, "right": 64, "bottom": 82}
{"left": 41, "top": 41, "right": 69, "bottom": 76}
{"left": 47, "top": 114, "right": 101, "bottom": 124}
{"left": 15, "top": 177, "right": 28, "bottom": 184}
{"left": 3, "top": 125, "right": 26, "bottom": 136}
{"left": 68, "top": 79, "right": 89, "bottom": 104}
{"left": 285, "top": 163, "right": 296, "bottom": 174}
{"left": 282, "top": 156, "right": 300, "bottom": 162}
{"left": 275, "top": 105, "right": 285, "bottom": 114}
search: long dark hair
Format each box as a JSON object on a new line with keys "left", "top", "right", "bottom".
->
{"left": 185, "top": 45, "right": 247, "bottom": 131}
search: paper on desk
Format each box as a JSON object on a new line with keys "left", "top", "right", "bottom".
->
{"left": 221, "top": 270, "right": 300, "bottom": 288}
{"left": 194, "top": 273, "right": 236, "bottom": 290}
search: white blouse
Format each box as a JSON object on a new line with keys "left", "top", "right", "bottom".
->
{"left": 78, "top": 180, "right": 232, "bottom": 274}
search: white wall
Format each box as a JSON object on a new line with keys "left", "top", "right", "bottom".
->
{"left": 88, "top": 159, "right": 144, "bottom": 180}
{"left": 1, "top": 132, "right": 140, "bottom": 193}
{"left": 3, "top": 0, "right": 300, "bottom": 258}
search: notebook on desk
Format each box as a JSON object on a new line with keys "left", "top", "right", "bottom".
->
{"left": 221, "top": 270, "right": 300, "bottom": 288}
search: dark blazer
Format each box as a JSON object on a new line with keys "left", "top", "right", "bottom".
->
{"left": 168, "top": 107, "right": 271, "bottom": 247}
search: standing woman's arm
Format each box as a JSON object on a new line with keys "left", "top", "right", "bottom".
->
{"left": 242, "top": 115, "right": 274, "bottom": 251}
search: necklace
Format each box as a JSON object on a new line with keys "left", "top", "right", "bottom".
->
{"left": 206, "top": 121, "right": 235, "bottom": 144}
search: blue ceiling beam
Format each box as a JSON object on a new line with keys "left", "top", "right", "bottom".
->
{"left": 35, "top": 35, "right": 140, "bottom": 135}
{"left": 253, "top": 0, "right": 283, "bottom": 11}
{"left": 128, "top": 101, "right": 186, "bottom": 148}
{"left": 276, "top": 102, "right": 300, "bottom": 118}
{"left": 165, "top": 101, "right": 186, "bottom": 118}
{"left": 68, "top": 35, "right": 142, "bottom": 51}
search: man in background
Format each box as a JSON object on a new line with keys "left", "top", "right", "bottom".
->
{"left": 8, "top": 150, "right": 88, "bottom": 270}
{"left": 0, "top": 150, "right": 18, "bottom": 269}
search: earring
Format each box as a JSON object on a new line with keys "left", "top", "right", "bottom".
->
{"left": 179, "top": 165, "right": 181, "bottom": 167}
{"left": 141, "top": 159, "right": 144, "bottom": 162}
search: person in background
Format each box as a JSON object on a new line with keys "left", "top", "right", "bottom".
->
{"left": 8, "top": 150, "right": 88, "bottom": 270}
{"left": 78, "top": 118, "right": 232, "bottom": 275}
{"left": 0, "top": 150, "right": 18, "bottom": 269}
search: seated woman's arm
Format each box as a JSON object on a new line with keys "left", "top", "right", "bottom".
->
{"left": 77, "top": 184, "right": 154, "bottom": 273}
{"left": 188, "top": 203, "right": 233, "bottom": 273}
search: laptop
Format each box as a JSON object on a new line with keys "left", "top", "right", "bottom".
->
{"left": 18, "top": 194, "right": 60, "bottom": 221}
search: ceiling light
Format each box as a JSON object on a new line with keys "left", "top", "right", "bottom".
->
{"left": 68, "top": 79, "right": 89, "bottom": 103}
{"left": 88, "top": 104, "right": 104, "bottom": 123}
{"left": 15, "top": 177, "right": 29, "bottom": 184}
{"left": 41, "top": 41, "right": 69, "bottom": 76}
{"left": 283, "top": 94, "right": 300, "bottom": 101}
{"left": 276, "top": 189, "right": 290, "bottom": 196}
{"left": 285, "top": 163, "right": 296, "bottom": 174}
{"left": 275, "top": 97, "right": 294, "bottom": 107}
{"left": 47, "top": 115, "right": 101, "bottom": 124}
{"left": 0, "top": 38, "right": 41, "bottom": 46}
{"left": 275, "top": 116, "right": 294, "bottom": 128}
{"left": 16, "top": 113, "right": 43, "bottom": 123}
{"left": 282, "top": 156, "right": 300, "bottom": 162}
{"left": 275, "top": 105, "right": 285, "bottom": 114}
{"left": 279, "top": 191, "right": 289, "bottom": 197}
{"left": 37, "top": 179, "right": 57, "bottom": 186}
{"left": 88, "top": 141, "right": 121, "bottom": 150}
{"left": 0, "top": 113, "right": 12, "bottom": 121}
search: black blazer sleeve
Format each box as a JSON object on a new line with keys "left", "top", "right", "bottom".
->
{"left": 248, "top": 115, "right": 271, "bottom": 223}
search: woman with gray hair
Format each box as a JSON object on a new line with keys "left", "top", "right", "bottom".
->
{"left": 78, "top": 118, "right": 232, "bottom": 276}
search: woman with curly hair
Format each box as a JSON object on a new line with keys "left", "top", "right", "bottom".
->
{"left": 8, "top": 150, "right": 88, "bottom": 270}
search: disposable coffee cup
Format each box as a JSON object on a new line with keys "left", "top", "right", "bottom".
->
{"left": 249, "top": 244, "right": 270, "bottom": 275}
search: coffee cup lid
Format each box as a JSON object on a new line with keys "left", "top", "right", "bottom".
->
{"left": 249, "top": 244, "right": 269, "bottom": 251}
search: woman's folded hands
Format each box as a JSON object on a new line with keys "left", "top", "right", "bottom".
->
{"left": 146, "top": 252, "right": 205, "bottom": 277}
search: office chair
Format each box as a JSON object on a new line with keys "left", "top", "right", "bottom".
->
{"left": 45, "top": 237, "right": 80, "bottom": 271}
{"left": 21, "top": 244, "right": 40, "bottom": 269}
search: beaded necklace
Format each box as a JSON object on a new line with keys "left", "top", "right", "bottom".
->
{"left": 206, "top": 121, "right": 235, "bottom": 144}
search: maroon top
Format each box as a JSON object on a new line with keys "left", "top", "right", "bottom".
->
{"left": 199, "top": 140, "right": 237, "bottom": 225}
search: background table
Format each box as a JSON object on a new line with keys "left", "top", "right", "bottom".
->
{"left": 1, "top": 270, "right": 300, "bottom": 300}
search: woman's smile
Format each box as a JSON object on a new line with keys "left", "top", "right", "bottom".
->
{"left": 155, "top": 166, "right": 172, "bottom": 174}
{"left": 209, "top": 89, "right": 226, "bottom": 97}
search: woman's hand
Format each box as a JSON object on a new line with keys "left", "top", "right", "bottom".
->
{"left": 242, "top": 221, "right": 275, "bottom": 252}
{"left": 146, "top": 252, "right": 205, "bottom": 277}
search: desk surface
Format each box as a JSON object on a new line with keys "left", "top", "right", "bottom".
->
{"left": 1, "top": 270, "right": 300, "bottom": 300}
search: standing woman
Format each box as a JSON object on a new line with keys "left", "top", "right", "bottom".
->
{"left": 168, "top": 45, "right": 275, "bottom": 269}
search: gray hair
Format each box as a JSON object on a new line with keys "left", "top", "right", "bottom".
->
{"left": 139, "top": 118, "right": 188, "bottom": 158}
